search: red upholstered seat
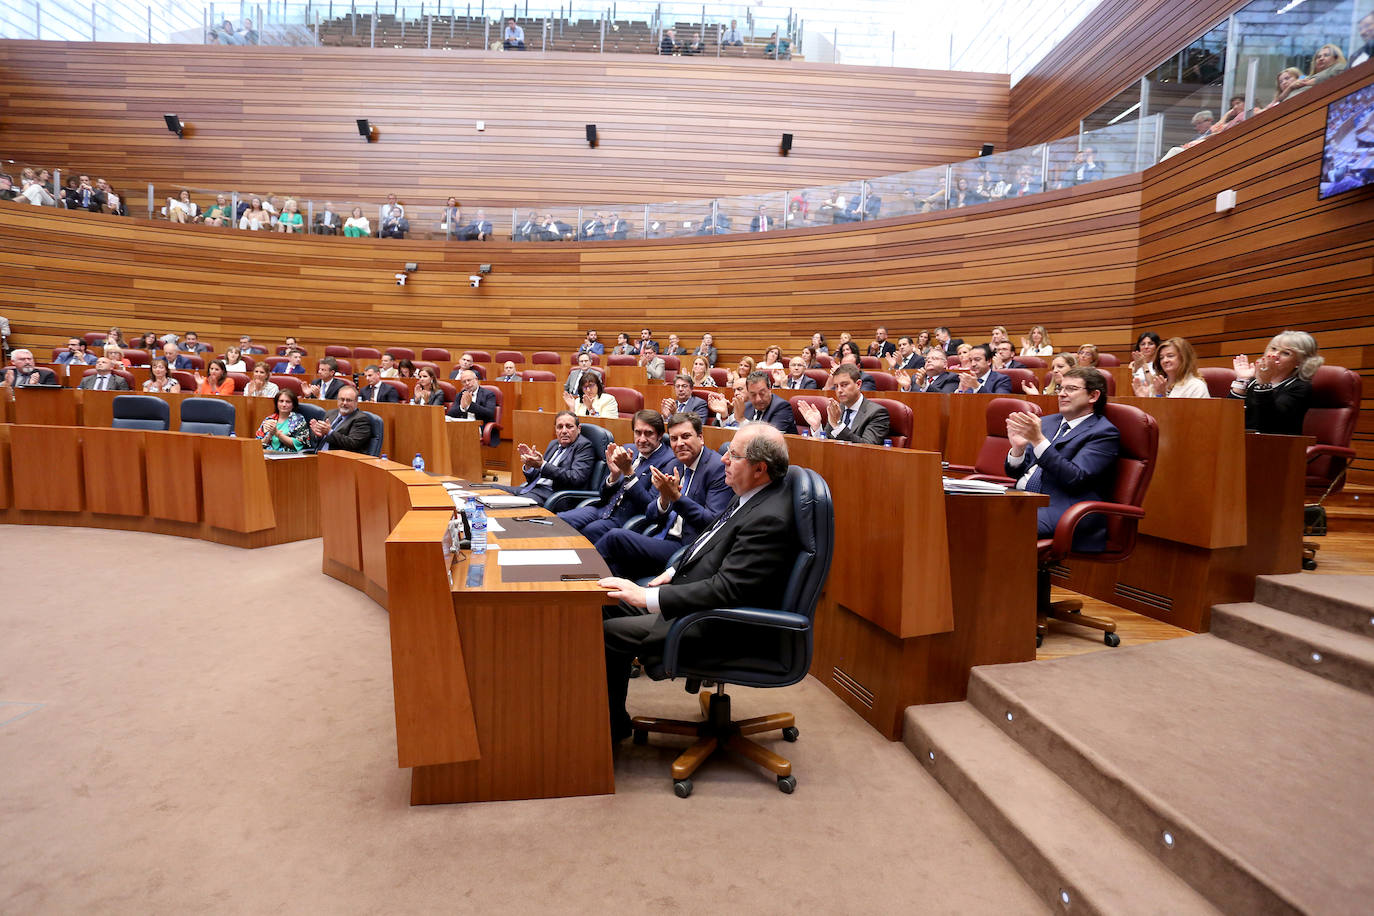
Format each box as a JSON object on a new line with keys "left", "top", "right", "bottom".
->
{"left": 660, "top": 355, "right": 680, "bottom": 372}
{"left": 859, "top": 356, "right": 881, "bottom": 370}
{"left": 816, "top": 355, "right": 834, "bottom": 369}
{"left": 608, "top": 354, "right": 638, "bottom": 367}
{"left": 436, "top": 381, "right": 457, "bottom": 404}
{"left": 1017, "top": 356, "right": 1047, "bottom": 369}
{"left": 787, "top": 394, "right": 832, "bottom": 429}
{"left": 227, "top": 372, "right": 250, "bottom": 392}
{"left": 324, "top": 345, "right": 353, "bottom": 358}
{"left": 1303, "top": 366, "right": 1361, "bottom": 496}
{"left": 182, "top": 355, "right": 206, "bottom": 371}
{"left": 270, "top": 375, "right": 304, "bottom": 396}
{"left": 381, "top": 378, "right": 410, "bottom": 400}
{"left": 352, "top": 347, "right": 381, "bottom": 360}
{"left": 999, "top": 367, "right": 1037, "bottom": 394}
{"left": 83, "top": 331, "right": 107, "bottom": 346}
{"left": 466, "top": 350, "right": 492, "bottom": 363}
{"left": 385, "top": 347, "right": 416, "bottom": 361}
{"left": 605, "top": 386, "right": 643, "bottom": 418}
{"left": 869, "top": 397, "right": 911, "bottom": 448}
{"left": 709, "top": 368, "right": 730, "bottom": 386}
{"left": 804, "top": 369, "right": 830, "bottom": 388}
{"left": 276, "top": 344, "right": 308, "bottom": 356}
{"left": 1096, "top": 353, "right": 1120, "bottom": 367}
{"left": 1198, "top": 367, "right": 1237, "bottom": 399}
{"left": 421, "top": 347, "right": 452, "bottom": 361}
{"left": 81, "top": 368, "right": 136, "bottom": 387}
{"left": 521, "top": 369, "right": 556, "bottom": 382}
{"left": 170, "top": 370, "right": 196, "bottom": 391}
{"left": 332, "top": 358, "right": 353, "bottom": 375}
{"left": 868, "top": 371, "right": 898, "bottom": 391}
{"left": 531, "top": 351, "right": 562, "bottom": 365}
{"left": 947, "top": 397, "right": 1043, "bottom": 482}
{"left": 480, "top": 384, "right": 502, "bottom": 445}
{"left": 123, "top": 349, "right": 151, "bottom": 366}
{"left": 494, "top": 350, "right": 524, "bottom": 364}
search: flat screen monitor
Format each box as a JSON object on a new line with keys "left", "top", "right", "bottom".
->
{"left": 1318, "top": 82, "right": 1374, "bottom": 199}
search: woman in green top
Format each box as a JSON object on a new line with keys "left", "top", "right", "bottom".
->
{"left": 255, "top": 389, "right": 312, "bottom": 452}
{"left": 203, "top": 194, "right": 232, "bottom": 227}
{"left": 276, "top": 198, "right": 304, "bottom": 234}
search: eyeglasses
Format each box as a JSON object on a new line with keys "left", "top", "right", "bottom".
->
{"left": 1058, "top": 384, "right": 1088, "bottom": 394}
{"left": 726, "top": 449, "right": 747, "bottom": 461}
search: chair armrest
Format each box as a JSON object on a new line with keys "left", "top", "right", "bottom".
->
{"left": 543, "top": 491, "right": 599, "bottom": 512}
{"left": 944, "top": 463, "right": 976, "bottom": 475}
{"left": 1306, "top": 444, "right": 1356, "bottom": 462}
{"left": 1046, "top": 501, "right": 1146, "bottom": 558}
{"left": 481, "top": 420, "right": 501, "bottom": 446}
{"left": 966, "top": 473, "right": 1016, "bottom": 486}
{"left": 622, "top": 513, "right": 654, "bottom": 535}
{"left": 661, "top": 606, "right": 811, "bottom": 675}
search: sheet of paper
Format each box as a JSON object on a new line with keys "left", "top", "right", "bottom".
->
{"left": 485, "top": 517, "right": 505, "bottom": 533}
{"left": 480, "top": 494, "right": 538, "bottom": 508}
{"left": 496, "top": 549, "right": 581, "bottom": 567}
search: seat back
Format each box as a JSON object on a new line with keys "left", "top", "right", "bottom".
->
{"left": 1096, "top": 353, "right": 1120, "bottom": 367}
{"left": 236, "top": 355, "right": 256, "bottom": 373}
{"left": 788, "top": 394, "right": 832, "bottom": 427}
{"left": 436, "top": 381, "right": 458, "bottom": 403}
{"left": 605, "top": 386, "right": 643, "bottom": 418}
{"left": 381, "top": 378, "right": 410, "bottom": 400}
{"left": 297, "top": 402, "right": 327, "bottom": 426}
{"left": 869, "top": 398, "right": 911, "bottom": 448}
{"left": 271, "top": 375, "right": 304, "bottom": 396}
{"left": 1199, "top": 367, "right": 1237, "bottom": 398}
{"left": 170, "top": 370, "right": 196, "bottom": 392}
{"left": 332, "top": 358, "right": 353, "bottom": 376}
{"left": 494, "top": 350, "right": 524, "bottom": 364}
{"left": 82, "top": 368, "right": 136, "bottom": 387}
{"left": 228, "top": 372, "right": 250, "bottom": 392}
{"left": 531, "top": 350, "right": 561, "bottom": 365}
{"left": 998, "top": 368, "right": 1036, "bottom": 393}
{"left": 123, "top": 349, "right": 151, "bottom": 366}
{"left": 111, "top": 394, "right": 170, "bottom": 430}
{"left": 467, "top": 350, "right": 492, "bottom": 363}
{"left": 1095, "top": 403, "right": 1159, "bottom": 558}
{"left": 352, "top": 346, "right": 381, "bottom": 360}
{"left": 867, "top": 370, "right": 898, "bottom": 391}
{"left": 974, "top": 398, "right": 1043, "bottom": 476}
{"left": 801, "top": 369, "right": 829, "bottom": 388}
{"left": 816, "top": 354, "right": 834, "bottom": 369}
{"left": 324, "top": 344, "right": 353, "bottom": 358}
{"left": 1303, "top": 366, "right": 1362, "bottom": 491}
{"left": 179, "top": 397, "right": 236, "bottom": 436}
{"left": 480, "top": 384, "right": 503, "bottom": 446}
{"left": 364, "top": 411, "right": 385, "bottom": 456}
{"left": 421, "top": 347, "right": 452, "bottom": 361}
{"left": 277, "top": 344, "right": 309, "bottom": 356}
{"left": 385, "top": 347, "right": 415, "bottom": 361}
{"left": 1017, "top": 355, "right": 1047, "bottom": 369}
{"left": 83, "top": 331, "right": 106, "bottom": 346}
{"left": 521, "top": 369, "right": 556, "bottom": 382}
{"left": 607, "top": 354, "right": 637, "bottom": 366}
{"left": 577, "top": 423, "right": 616, "bottom": 488}
{"left": 780, "top": 466, "right": 835, "bottom": 622}
{"left": 709, "top": 368, "right": 729, "bottom": 386}
{"left": 859, "top": 356, "right": 881, "bottom": 370}
{"left": 182, "top": 355, "right": 205, "bottom": 371}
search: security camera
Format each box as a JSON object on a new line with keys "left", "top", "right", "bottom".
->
{"left": 395, "top": 273, "right": 407, "bottom": 286}
{"left": 469, "top": 275, "right": 482, "bottom": 288}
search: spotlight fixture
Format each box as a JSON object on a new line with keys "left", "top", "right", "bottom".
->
{"left": 164, "top": 114, "right": 185, "bottom": 138}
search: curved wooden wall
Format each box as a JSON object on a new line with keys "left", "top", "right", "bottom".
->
{"left": 0, "top": 40, "right": 1008, "bottom": 208}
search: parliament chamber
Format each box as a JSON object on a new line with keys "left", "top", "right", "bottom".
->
{"left": 2, "top": 0, "right": 1373, "bottom": 910}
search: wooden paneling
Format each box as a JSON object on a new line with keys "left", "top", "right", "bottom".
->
{"left": 0, "top": 41, "right": 1008, "bottom": 208}
{"left": 1008, "top": 0, "right": 1243, "bottom": 147}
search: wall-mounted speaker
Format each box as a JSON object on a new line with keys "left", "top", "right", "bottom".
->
{"left": 780, "top": 132, "right": 793, "bottom": 156}
{"left": 357, "top": 119, "right": 374, "bottom": 141}
{"left": 585, "top": 124, "right": 597, "bottom": 147}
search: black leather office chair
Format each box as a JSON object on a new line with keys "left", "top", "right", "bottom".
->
{"left": 297, "top": 402, "right": 327, "bottom": 426}
{"left": 363, "top": 412, "right": 384, "bottom": 457}
{"left": 544, "top": 423, "right": 615, "bottom": 511}
{"left": 111, "top": 395, "right": 170, "bottom": 431}
{"left": 631, "top": 465, "right": 834, "bottom": 797}
{"left": 179, "top": 397, "right": 236, "bottom": 436}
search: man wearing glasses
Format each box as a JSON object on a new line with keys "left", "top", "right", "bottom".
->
{"left": 599, "top": 423, "right": 798, "bottom": 743}
{"left": 1004, "top": 367, "right": 1120, "bottom": 551}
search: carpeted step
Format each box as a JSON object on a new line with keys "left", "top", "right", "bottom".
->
{"left": 964, "top": 636, "right": 1374, "bottom": 914}
{"left": 1211, "top": 601, "right": 1374, "bottom": 696}
{"left": 1254, "top": 573, "right": 1374, "bottom": 636}
{"left": 904, "top": 702, "right": 1218, "bottom": 915}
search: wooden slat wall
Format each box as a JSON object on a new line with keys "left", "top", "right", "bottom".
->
{"left": 1008, "top": 0, "right": 1243, "bottom": 148}
{"left": 1134, "top": 65, "right": 1374, "bottom": 484}
{"left": 0, "top": 40, "right": 1008, "bottom": 208}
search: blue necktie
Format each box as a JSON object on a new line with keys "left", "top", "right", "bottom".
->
{"left": 842, "top": 407, "right": 854, "bottom": 428}
{"left": 653, "top": 465, "right": 693, "bottom": 539}
{"left": 1026, "top": 422, "right": 1070, "bottom": 493}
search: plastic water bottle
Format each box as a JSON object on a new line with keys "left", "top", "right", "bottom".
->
{"left": 471, "top": 502, "right": 488, "bottom": 554}
{"left": 883, "top": 438, "right": 893, "bottom": 448}
{"left": 412, "top": 452, "right": 425, "bottom": 472}
{"left": 380, "top": 453, "right": 389, "bottom": 462}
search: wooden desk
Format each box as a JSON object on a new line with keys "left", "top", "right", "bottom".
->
{"left": 317, "top": 451, "right": 614, "bottom": 804}
{"left": 0, "top": 423, "right": 318, "bottom": 547}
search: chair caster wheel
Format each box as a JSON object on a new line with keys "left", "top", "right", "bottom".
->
{"left": 1036, "top": 633, "right": 1044, "bottom": 648}
{"left": 632, "top": 729, "right": 647, "bottom": 745}
{"left": 782, "top": 726, "right": 799, "bottom": 742}
{"left": 777, "top": 775, "right": 796, "bottom": 794}
{"left": 628, "top": 663, "right": 641, "bottom": 678}
{"left": 673, "top": 778, "right": 693, "bottom": 798}
{"left": 1302, "top": 558, "right": 1317, "bottom": 570}
{"left": 1104, "top": 632, "right": 1121, "bottom": 647}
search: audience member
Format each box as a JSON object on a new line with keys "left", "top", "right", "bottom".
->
{"left": 660, "top": 373, "right": 710, "bottom": 423}
{"left": 55, "top": 338, "right": 97, "bottom": 365}
{"left": 956, "top": 344, "right": 1013, "bottom": 393}
{"left": 3, "top": 349, "right": 58, "bottom": 387}
{"left": 78, "top": 356, "right": 130, "bottom": 390}
{"left": 136, "top": 331, "right": 161, "bottom": 351}
{"left": 449, "top": 352, "right": 486, "bottom": 381}
{"left": 238, "top": 335, "right": 266, "bottom": 355}
{"left": 1351, "top": 12, "right": 1374, "bottom": 67}
{"left": 303, "top": 357, "right": 347, "bottom": 400}
{"left": 257, "top": 389, "right": 313, "bottom": 452}
{"left": 887, "top": 336, "right": 924, "bottom": 372}
{"left": 1005, "top": 367, "right": 1120, "bottom": 548}
{"left": 378, "top": 353, "right": 399, "bottom": 378}
{"left": 308, "top": 386, "right": 372, "bottom": 452}
{"left": 632, "top": 328, "right": 660, "bottom": 356}
{"left": 935, "top": 326, "right": 963, "bottom": 354}
{"left": 1290, "top": 44, "right": 1349, "bottom": 97}
{"left": 729, "top": 356, "right": 756, "bottom": 386}
{"left": 722, "top": 19, "right": 743, "bottom": 46}
{"left": 1134, "top": 337, "right": 1208, "bottom": 398}
{"left": 379, "top": 204, "right": 409, "bottom": 239}
{"left": 458, "top": 209, "right": 491, "bottom": 241}
{"left": 1076, "top": 343, "right": 1101, "bottom": 368}
{"left": 239, "top": 198, "right": 271, "bottom": 230}
{"left": 1230, "top": 330, "right": 1323, "bottom": 435}
{"left": 825, "top": 344, "right": 877, "bottom": 391}
{"left": 167, "top": 190, "right": 200, "bottom": 223}
{"left": 764, "top": 30, "right": 790, "bottom": 58}
{"left": 563, "top": 370, "right": 619, "bottom": 419}
{"left": 343, "top": 207, "right": 371, "bottom": 237}
{"left": 396, "top": 358, "right": 416, "bottom": 379}
{"left": 684, "top": 31, "right": 706, "bottom": 54}
{"left": 900, "top": 347, "right": 959, "bottom": 392}
{"left": 663, "top": 333, "right": 687, "bottom": 356}
{"left": 1212, "top": 96, "right": 1248, "bottom": 133}
{"left": 143, "top": 358, "right": 182, "bottom": 393}
{"left": 750, "top": 206, "right": 774, "bottom": 232}
{"left": 797, "top": 363, "right": 890, "bottom": 443}
{"left": 276, "top": 198, "right": 304, "bottom": 233}
{"left": 243, "top": 363, "right": 279, "bottom": 398}
{"left": 162, "top": 342, "right": 194, "bottom": 370}
{"left": 607, "top": 213, "right": 629, "bottom": 239}
{"left": 758, "top": 346, "right": 784, "bottom": 372}
{"left": 799, "top": 346, "right": 821, "bottom": 369}
{"left": 0, "top": 174, "right": 18, "bottom": 201}
{"left": 809, "top": 332, "right": 829, "bottom": 356}
{"left": 505, "top": 411, "right": 597, "bottom": 502}
{"left": 867, "top": 326, "right": 896, "bottom": 359}
{"left": 565, "top": 351, "right": 597, "bottom": 395}
{"left": 914, "top": 329, "right": 933, "bottom": 355}
{"left": 1130, "top": 332, "right": 1161, "bottom": 385}
{"left": 359, "top": 366, "right": 401, "bottom": 403}
{"left": 182, "top": 331, "right": 211, "bottom": 353}
{"left": 272, "top": 349, "right": 306, "bottom": 375}
{"left": 644, "top": 356, "right": 667, "bottom": 381}
{"left": 513, "top": 210, "right": 538, "bottom": 241}
{"left": 1262, "top": 67, "right": 1305, "bottom": 111}
{"left": 495, "top": 360, "right": 521, "bottom": 382}
{"left": 609, "top": 332, "right": 635, "bottom": 356}
{"left": 18, "top": 168, "right": 57, "bottom": 206}
{"left": 447, "top": 369, "right": 496, "bottom": 421}
{"left": 193, "top": 359, "right": 234, "bottom": 395}
{"left": 578, "top": 330, "right": 605, "bottom": 356}
{"left": 409, "top": 367, "right": 445, "bottom": 405}
{"left": 659, "top": 28, "right": 681, "bottom": 54}
{"left": 1021, "top": 325, "right": 1054, "bottom": 356}
{"left": 538, "top": 213, "right": 573, "bottom": 241}
{"left": 1071, "top": 146, "right": 1101, "bottom": 184}
{"left": 559, "top": 410, "right": 673, "bottom": 541}
{"left": 1021, "top": 353, "right": 1077, "bottom": 395}
{"left": 695, "top": 333, "right": 719, "bottom": 367}
{"left": 503, "top": 17, "right": 525, "bottom": 50}
{"left": 222, "top": 346, "right": 246, "bottom": 372}
{"left": 777, "top": 356, "right": 819, "bottom": 389}
{"left": 317, "top": 201, "right": 343, "bottom": 235}
{"left": 688, "top": 355, "right": 716, "bottom": 387}
{"left": 710, "top": 371, "right": 798, "bottom": 433}
{"left": 991, "top": 340, "right": 1028, "bottom": 371}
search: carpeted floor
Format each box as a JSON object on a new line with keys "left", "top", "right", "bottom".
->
{"left": 0, "top": 527, "right": 1044, "bottom": 914}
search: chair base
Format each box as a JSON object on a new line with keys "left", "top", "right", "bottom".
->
{"left": 1038, "top": 598, "right": 1120, "bottom": 648}
{"left": 630, "top": 688, "right": 799, "bottom": 796}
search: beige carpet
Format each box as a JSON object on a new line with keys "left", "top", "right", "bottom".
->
{"left": 0, "top": 527, "right": 1043, "bottom": 914}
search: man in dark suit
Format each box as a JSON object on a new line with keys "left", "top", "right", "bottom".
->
{"left": 565, "top": 352, "right": 597, "bottom": 396}
{"left": 956, "top": 345, "right": 1013, "bottom": 394}
{"left": 662, "top": 333, "right": 688, "bottom": 357}
{"left": 797, "top": 364, "right": 890, "bottom": 444}
{"left": 358, "top": 366, "right": 401, "bottom": 403}
{"left": 694, "top": 334, "right": 718, "bottom": 367}
{"left": 599, "top": 424, "right": 798, "bottom": 742}
{"left": 458, "top": 209, "right": 492, "bottom": 241}
{"left": 581, "top": 213, "right": 607, "bottom": 241}
{"left": 1004, "top": 368, "right": 1120, "bottom": 551}
{"left": 73, "top": 174, "right": 106, "bottom": 213}
{"left": 448, "top": 352, "right": 486, "bottom": 381}
{"left": 935, "top": 326, "right": 964, "bottom": 355}
{"left": 867, "top": 327, "right": 896, "bottom": 359}
{"left": 182, "top": 331, "right": 212, "bottom": 354}
{"left": 711, "top": 371, "right": 798, "bottom": 434}
{"left": 607, "top": 213, "right": 630, "bottom": 240}
{"left": 776, "top": 357, "right": 819, "bottom": 389}
{"left": 538, "top": 213, "right": 573, "bottom": 242}
{"left": 749, "top": 206, "right": 774, "bottom": 232}
{"left": 446, "top": 369, "right": 496, "bottom": 421}
{"left": 558, "top": 410, "right": 675, "bottom": 543}
{"left": 3, "top": 349, "right": 59, "bottom": 387}
{"left": 631, "top": 328, "right": 659, "bottom": 356}
{"left": 659, "top": 374, "right": 709, "bottom": 425}
{"left": 991, "top": 340, "right": 1028, "bottom": 371}
{"left": 161, "top": 342, "right": 194, "bottom": 371}
{"left": 900, "top": 348, "right": 959, "bottom": 392}
{"left": 889, "top": 336, "right": 925, "bottom": 372}
{"left": 54, "top": 338, "right": 96, "bottom": 365}
{"left": 302, "top": 357, "right": 347, "bottom": 400}
{"left": 594, "top": 411, "right": 733, "bottom": 580}
{"left": 77, "top": 357, "right": 131, "bottom": 390}
{"left": 513, "top": 210, "right": 539, "bottom": 242}
{"left": 577, "top": 331, "right": 605, "bottom": 356}
{"left": 308, "top": 385, "right": 373, "bottom": 452}
{"left": 502, "top": 410, "right": 596, "bottom": 503}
